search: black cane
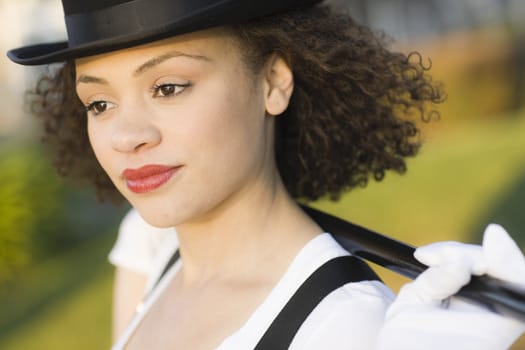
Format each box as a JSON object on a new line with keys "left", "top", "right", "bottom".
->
{"left": 302, "top": 205, "right": 525, "bottom": 323}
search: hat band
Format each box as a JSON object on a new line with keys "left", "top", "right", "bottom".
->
{"left": 64, "top": 0, "right": 230, "bottom": 47}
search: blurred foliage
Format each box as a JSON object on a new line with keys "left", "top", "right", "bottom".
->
{"left": 0, "top": 139, "right": 128, "bottom": 288}
{"left": 0, "top": 140, "right": 63, "bottom": 285}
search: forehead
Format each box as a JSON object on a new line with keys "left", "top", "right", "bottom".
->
{"left": 74, "top": 27, "right": 241, "bottom": 73}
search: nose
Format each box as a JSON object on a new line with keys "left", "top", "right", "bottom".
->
{"left": 111, "top": 110, "right": 161, "bottom": 153}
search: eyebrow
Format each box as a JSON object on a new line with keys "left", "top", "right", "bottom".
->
{"left": 76, "top": 75, "right": 109, "bottom": 86}
{"left": 76, "top": 51, "right": 211, "bottom": 86}
{"left": 133, "top": 51, "right": 211, "bottom": 76}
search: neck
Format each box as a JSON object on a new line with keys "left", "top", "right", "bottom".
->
{"left": 174, "top": 175, "right": 321, "bottom": 286}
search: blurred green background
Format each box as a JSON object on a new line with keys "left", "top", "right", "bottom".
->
{"left": 1, "top": 0, "right": 525, "bottom": 349}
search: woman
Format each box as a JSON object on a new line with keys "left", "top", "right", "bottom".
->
{"left": 8, "top": 0, "right": 525, "bottom": 349}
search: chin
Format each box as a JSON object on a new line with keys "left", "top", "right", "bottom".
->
{"left": 129, "top": 198, "right": 196, "bottom": 228}
{"left": 133, "top": 208, "right": 182, "bottom": 228}
{"left": 124, "top": 182, "right": 229, "bottom": 228}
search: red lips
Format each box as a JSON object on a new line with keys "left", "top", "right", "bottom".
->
{"left": 122, "top": 165, "right": 180, "bottom": 194}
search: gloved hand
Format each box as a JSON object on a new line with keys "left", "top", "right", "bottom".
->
{"left": 375, "top": 224, "right": 525, "bottom": 350}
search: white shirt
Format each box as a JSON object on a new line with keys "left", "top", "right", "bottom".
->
{"left": 109, "top": 210, "right": 395, "bottom": 349}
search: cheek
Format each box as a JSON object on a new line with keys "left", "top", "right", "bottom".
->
{"left": 86, "top": 119, "right": 113, "bottom": 175}
{"left": 182, "top": 80, "right": 264, "bottom": 167}
{"left": 158, "top": 78, "right": 267, "bottom": 208}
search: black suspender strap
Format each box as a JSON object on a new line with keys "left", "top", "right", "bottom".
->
{"left": 254, "top": 255, "right": 380, "bottom": 350}
{"left": 143, "top": 249, "right": 180, "bottom": 301}
{"left": 157, "top": 249, "right": 180, "bottom": 285}
{"left": 147, "top": 244, "right": 379, "bottom": 350}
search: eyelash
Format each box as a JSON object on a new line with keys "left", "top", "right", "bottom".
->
{"left": 151, "top": 82, "right": 192, "bottom": 98}
{"left": 84, "top": 82, "right": 191, "bottom": 116}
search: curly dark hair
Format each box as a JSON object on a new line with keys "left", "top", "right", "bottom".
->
{"left": 28, "top": 4, "right": 444, "bottom": 204}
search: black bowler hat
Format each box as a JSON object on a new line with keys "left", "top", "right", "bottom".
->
{"left": 8, "top": 0, "right": 323, "bottom": 66}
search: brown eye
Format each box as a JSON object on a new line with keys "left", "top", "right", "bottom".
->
{"left": 160, "top": 85, "right": 175, "bottom": 96}
{"left": 152, "top": 83, "right": 190, "bottom": 98}
{"left": 85, "top": 101, "right": 115, "bottom": 116}
{"left": 93, "top": 101, "right": 107, "bottom": 113}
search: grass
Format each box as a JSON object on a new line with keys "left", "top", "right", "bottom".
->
{"left": 0, "top": 232, "right": 116, "bottom": 350}
{"left": 1, "top": 114, "right": 525, "bottom": 349}
{"left": 0, "top": 271, "right": 113, "bottom": 350}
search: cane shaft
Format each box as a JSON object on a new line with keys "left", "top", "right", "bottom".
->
{"left": 302, "top": 205, "right": 525, "bottom": 322}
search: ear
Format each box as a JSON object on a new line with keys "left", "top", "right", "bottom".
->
{"left": 264, "top": 54, "right": 294, "bottom": 116}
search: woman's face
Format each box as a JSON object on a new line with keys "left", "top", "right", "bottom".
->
{"left": 75, "top": 29, "right": 292, "bottom": 227}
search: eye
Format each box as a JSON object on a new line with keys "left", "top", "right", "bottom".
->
{"left": 85, "top": 100, "right": 116, "bottom": 116}
{"left": 152, "top": 83, "right": 191, "bottom": 98}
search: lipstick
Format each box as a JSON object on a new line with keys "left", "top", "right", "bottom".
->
{"left": 122, "top": 165, "right": 180, "bottom": 194}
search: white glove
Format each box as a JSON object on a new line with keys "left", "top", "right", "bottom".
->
{"left": 375, "top": 224, "right": 525, "bottom": 350}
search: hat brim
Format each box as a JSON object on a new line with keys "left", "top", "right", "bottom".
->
{"left": 7, "top": 0, "right": 323, "bottom": 66}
